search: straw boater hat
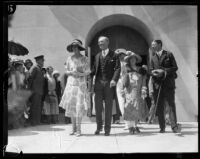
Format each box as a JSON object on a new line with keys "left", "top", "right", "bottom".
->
{"left": 67, "top": 39, "right": 86, "bottom": 52}
{"left": 124, "top": 51, "right": 142, "bottom": 64}
{"left": 115, "top": 48, "right": 127, "bottom": 56}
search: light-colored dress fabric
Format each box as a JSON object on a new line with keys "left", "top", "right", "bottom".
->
{"left": 123, "top": 71, "right": 148, "bottom": 121}
{"left": 59, "top": 55, "right": 90, "bottom": 118}
{"left": 116, "top": 61, "right": 127, "bottom": 116}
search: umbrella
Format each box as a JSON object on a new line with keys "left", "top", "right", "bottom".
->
{"left": 8, "top": 41, "right": 29, "bottom": 56}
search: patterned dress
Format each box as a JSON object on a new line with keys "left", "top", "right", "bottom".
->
{"left": 59, "top": 55, "right": 90, "bottom": 118}
{"left": 123, "top": 71, "right": 148, "bottom": 121}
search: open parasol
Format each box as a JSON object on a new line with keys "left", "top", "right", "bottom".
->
{"left": 8, "top": 41, "right": 29, "bottom": 56}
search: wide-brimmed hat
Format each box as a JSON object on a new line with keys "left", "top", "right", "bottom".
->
{"left": 115, "top": 48, "right": 127, "bottom": 56}
{"left": 66, "top": 39, "right": 86, "bottom": 52}
{"left": 53, "top": 70, "right": 60, "bottom": 76}
{"left": 124, "top": 51, "right": 142, "bottom": 64}
{"left": 24, "top": 59, "right": 33, "bottom": 66}
{"left": 12, "top": 59, "right": 24, "bottom": 68}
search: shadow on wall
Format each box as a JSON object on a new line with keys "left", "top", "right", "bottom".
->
{"left": 49, "top": 5, "right": 99, "bottom": 38}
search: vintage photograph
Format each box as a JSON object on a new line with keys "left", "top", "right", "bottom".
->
{"left": 4, "top": 4, "right": 198, "bottom": 154}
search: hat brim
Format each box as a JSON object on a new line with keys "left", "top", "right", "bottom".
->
{"left": 67, "top": 43, "right": 86, "bottom": 52}
{"left": 24, "top": 62, "right": 33, "bottom": 66}
{"left": 117, "top": 52, "right": 126, "bottom": 56}
{"left": 115, "top": 49, "right": 127, "bottom": 56}
{"left": 124, "top": 54, "right": 142, "bottom": 63}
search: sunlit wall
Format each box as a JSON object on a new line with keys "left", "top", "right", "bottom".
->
{"left": 8, "top": 5, "right": 197, "bottom": 121}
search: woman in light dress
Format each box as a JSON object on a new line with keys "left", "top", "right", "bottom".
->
{"left": 122, "top": 51, "right": 149, "bottom": 134}
{"left": 59, "top": 39, "right": 91, "bottom": 137}
{"left": 115, "top": 48, "right": 128, "bottom": 129}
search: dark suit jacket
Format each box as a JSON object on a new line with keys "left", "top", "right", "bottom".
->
{"left": 149, "top": 50, "right": 178, "bottom": 89}
{"left": 91, "top": 49, "right": 121, "bottom": 84}
{"left": 28, "top": 65, "right": 45, "bottom": 95}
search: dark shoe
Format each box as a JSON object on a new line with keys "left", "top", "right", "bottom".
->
{"left": 135, "top": 127, "right": 141, "bottom": 133}
{"left": 159, "top": 129, "right": 165, "bottom": 133}
{"left": 173, "top": 124, "right": 181, "bottom": 133}
{"left": 94, "top": 130, "right": 100, "bottom": 135}
{"left": 104, "top": 132, "right": 110, "bottom": 136}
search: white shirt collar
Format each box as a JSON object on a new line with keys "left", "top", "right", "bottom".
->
{"left": 102, "top": 48, "right": 109, "bottom": 57}
{"left": 157, "top": 49, "right": 163, "bottom": 56}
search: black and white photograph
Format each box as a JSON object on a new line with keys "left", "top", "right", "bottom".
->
{"left": 3, "top": 2, "right": 198, "bottom": 156}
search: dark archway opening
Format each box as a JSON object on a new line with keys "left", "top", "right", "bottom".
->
{"left": 89, "top": 25, "right": 149, "bottom": 67}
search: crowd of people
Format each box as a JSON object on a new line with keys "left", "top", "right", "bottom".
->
{"left": 7, "top": 55, "right": 71, "bottom": 129}
{"left": 7, "top": 36, "right": 181, "bottom": 137}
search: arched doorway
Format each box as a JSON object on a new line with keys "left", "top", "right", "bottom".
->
{"left": 85, "top": 14, "right": 153, "bottom": 117}
{"left": 89, "top": 25, "right": 149, "bottom": 66}
{"left": 85, "top": 14, "right": 154, "bottom": 67}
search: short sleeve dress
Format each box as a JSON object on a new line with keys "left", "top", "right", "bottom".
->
{"left": 59, "top": 55, "right": 90, "bottom": 118}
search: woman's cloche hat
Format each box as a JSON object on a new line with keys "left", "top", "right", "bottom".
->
{"left": 67, "top": 39, "right": 86, "bottom": 52}
{"left": 115, "top": 48, "right": 127, "bottom": 56}
{"left": 124, "top": 51, "right": 142, "bottom": 64}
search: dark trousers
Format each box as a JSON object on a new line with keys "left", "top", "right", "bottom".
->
{"left": 95, "top": 80, "right": 114, "bottom": 133}
{"left": 154, "top": 87, "right": 177, "bottom": 130}
{"left": 113, "top": 90, "right": 121, "bottom": 122}
{"left": 30, "top": 93, "right": 42, "bottom": 125}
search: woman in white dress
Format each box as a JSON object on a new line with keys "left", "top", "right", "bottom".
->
{"left": 59, "top": 39, "right": 91, "bottom": 137}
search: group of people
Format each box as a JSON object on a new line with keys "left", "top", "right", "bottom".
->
{"left": 7, "top": 36, "right": 181, "bottom": 136}
{"left": 59, "top": 37, "right": 181, "bottom": 137}
{"left": 7, "top": 54, "right": 71, "bottom": 129}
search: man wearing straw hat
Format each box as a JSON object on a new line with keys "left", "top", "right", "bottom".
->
{"left": 91, "top": 36, "right": 120, "bottom": 136}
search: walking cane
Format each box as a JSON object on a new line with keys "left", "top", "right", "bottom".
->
{"left": 148, "top": 82, "right": 162, "bottom": 123}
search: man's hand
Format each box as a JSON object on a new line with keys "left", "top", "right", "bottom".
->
{"left": 110, "top": 80, "right": 116, "bottom": 88}
{"left": 152, "top": 69, "right": 165, "bottom": 78}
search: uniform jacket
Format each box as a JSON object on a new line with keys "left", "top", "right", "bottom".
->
{"left": 28, "top": 65, "right": 45, "bottom": 95}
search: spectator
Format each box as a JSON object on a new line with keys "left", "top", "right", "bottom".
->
{"left": 29, "top": 55, "right": 45, "bottom": 126}
{"left": 43, "top": 66, "right": 59, "bottom": 124}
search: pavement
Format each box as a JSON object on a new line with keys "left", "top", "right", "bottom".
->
{"left": 7, "top": 117, "right": 198, "bottom": 153}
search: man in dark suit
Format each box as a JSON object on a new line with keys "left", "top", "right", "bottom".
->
{"left": 91, "top": 36, "right": 120, "bottom": 136}
{"left": 149, "top": 40, "right": 181, "bottom": 133}
{"left": 28, "top": 55, "right": 45, "bottom": 126}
